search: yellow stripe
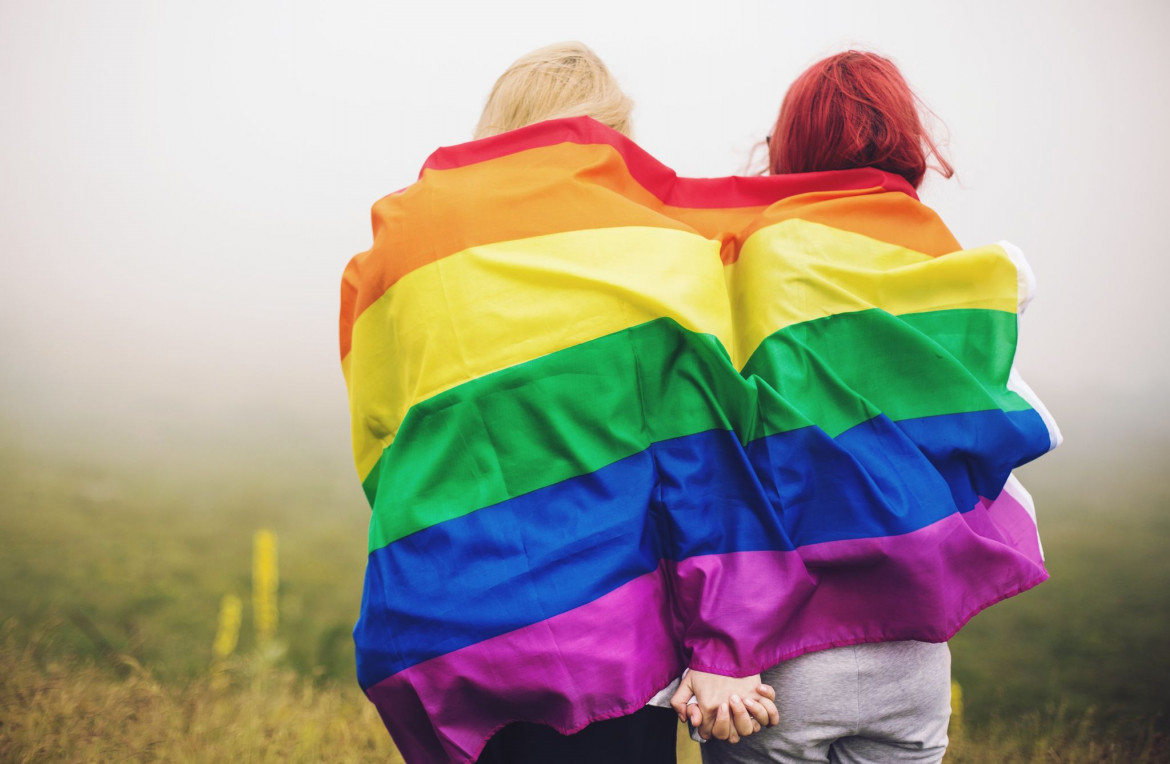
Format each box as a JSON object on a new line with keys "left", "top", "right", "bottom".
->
{"left": 727, "top": 219, "right": 1020, "bottom": 367}
{"left": 347, "top": 226, "right": 729, "bottom": 480}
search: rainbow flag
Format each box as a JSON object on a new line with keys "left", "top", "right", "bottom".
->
{"left": 339, "top": 117, "right": 1060, "bottom": 763}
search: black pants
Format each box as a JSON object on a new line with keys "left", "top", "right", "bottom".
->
{"left": 475, "top": 705, "right": 678, "bottom": 764}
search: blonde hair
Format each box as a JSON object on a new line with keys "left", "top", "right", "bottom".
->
{"left": 474, "top": 42, "right": 633, "bottom": 139}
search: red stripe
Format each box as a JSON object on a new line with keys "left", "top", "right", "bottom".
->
{"left": 420, "top": 116, "right": 918, "bottom": 208}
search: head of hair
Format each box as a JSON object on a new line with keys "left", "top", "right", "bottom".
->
{"left": 768, "top": 50, "right": 953, "bottom": 188}
{"left": 474, "top": 41, "right": 633, "bottom": 139}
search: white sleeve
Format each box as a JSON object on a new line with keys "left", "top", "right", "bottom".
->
{"left": 996, "top": 240, "right": 1036, "bottom": 315}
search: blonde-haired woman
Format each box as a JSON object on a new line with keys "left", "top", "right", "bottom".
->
{"left": 471, "top": 46, "right": 677, "bottom": 763}
{"left": 473, "top": 41, "right": 634, "bottom": 139}
{"left": 408, "top": 42, "right": 679, "bottom": 764}
{"left": 349, "top": 40, "right": 779, "bottom": 762}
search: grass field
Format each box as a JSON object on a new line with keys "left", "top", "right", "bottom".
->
{"left": 1, "top": 400, "right": 1166, "bottom": 762}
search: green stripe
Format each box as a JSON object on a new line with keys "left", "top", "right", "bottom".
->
{"left": 365, "top": 319, "right": 761, "bottom": 551}
{"left": 366, "top": 309, "right": 1029, "bottom": 551}
{"left": 743, "top": 308, "right": 1029, "bottom": 437}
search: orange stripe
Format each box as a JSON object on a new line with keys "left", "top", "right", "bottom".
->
{"left": 739, "top": 189, "right": 961, "bottom": 258}
{"left": 669, "top": 205, "right": 768, "bottom": 264}
{"left": 347, "top": 143, "right": 694, "bottom": 312}
{"left": 340, "top": 144, "right": 771, "bottom": 360}
{"left": 338, "top": 185, "right": 946, "bottom": 360}
{"left": 339, "top": 260, "right": 360, "bottom": 362}
{"left": 339, "top": 130, "right": 938, "bottom": 360}
{"left": 345, "top": 145, "right": 936, "bottom": 327}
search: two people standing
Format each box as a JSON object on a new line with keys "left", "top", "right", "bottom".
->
{"left": 340, "top": 42, "right": 1058, "bottom": 764}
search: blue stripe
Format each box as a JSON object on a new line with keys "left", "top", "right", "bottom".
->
{"left": 355, "top": 407, "right": 1049, "bottom": 689}
{"left": 742, "top": 407, "right": 1052, "bottom": 550}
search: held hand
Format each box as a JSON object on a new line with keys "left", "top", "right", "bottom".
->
{"left": 669, "top": 670, "right": 779, "bottom": 742}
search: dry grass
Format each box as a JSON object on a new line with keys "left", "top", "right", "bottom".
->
{"left": 0, "top": 625, "right": 708, "bottom": 764}
{"left": 945, "top": 708, "right": 1166, "bottom": 763}
{"left": 4, "top": 630, "right": 1160, "bottom": 764}
{"left": 0, "top": 625, "right": 400, "bottom": 764}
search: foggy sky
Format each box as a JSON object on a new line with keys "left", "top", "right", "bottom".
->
{"left": 1, "top": 0, "right": 1167, "bottom": 447}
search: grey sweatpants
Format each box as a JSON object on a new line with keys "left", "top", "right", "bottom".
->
{"left": 701, "top": 641, "right": 951, "bottom": 764}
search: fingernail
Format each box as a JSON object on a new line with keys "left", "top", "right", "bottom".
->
{"left": 731, "top": 694, "right": 741, "bottom": 703}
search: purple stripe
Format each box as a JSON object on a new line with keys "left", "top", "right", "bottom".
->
{"left": 676, "top": 489, "right": 1047, "bottom": 675}
{"left": 366, "top": 488, "right": 1045, "bottom": 763}
{"left": 366, "top": 564, "right": 685, "bottom": 764}
{"left": 970, "top": 487, "right": 1044, "bottom": 563}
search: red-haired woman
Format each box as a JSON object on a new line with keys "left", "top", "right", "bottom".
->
{"left": 702, "top": 51, "right": 959, "bottom": 764}
{"left": 767, "top": 49, "right": 953, "bottom": 187}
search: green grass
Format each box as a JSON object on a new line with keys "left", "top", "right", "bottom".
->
{"left": 0, "top": 432, "right": 369, "bottom": 685}
{"left": 949, "top": 433, "right": 1170, "bottom": 742}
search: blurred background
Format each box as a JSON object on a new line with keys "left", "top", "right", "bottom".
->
{"left": 1, "top": 1, "right": 1166, "bottom": 760}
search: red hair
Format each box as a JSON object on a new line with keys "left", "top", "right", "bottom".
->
{"left": 768, "top": 51, "right": 953, "bottom": 188}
